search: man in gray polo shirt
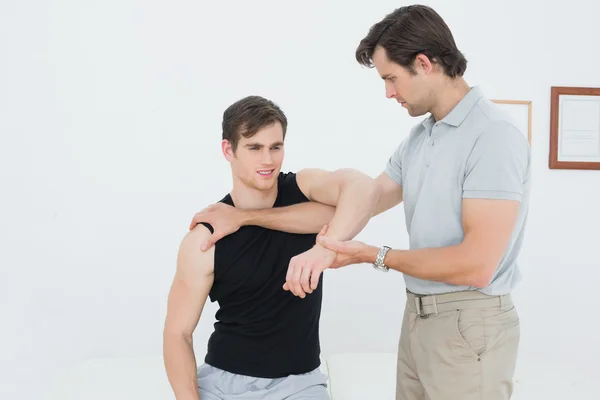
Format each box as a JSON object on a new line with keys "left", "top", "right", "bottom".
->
{"left": 315, "top": 5, "right": 530, "bottom": 399}
{"left": 189, "top": 4, "right": 530, "bottom": 400}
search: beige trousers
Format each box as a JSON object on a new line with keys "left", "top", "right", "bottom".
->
{"left": 396, "top": 289, "right": 520, "bottom": 400}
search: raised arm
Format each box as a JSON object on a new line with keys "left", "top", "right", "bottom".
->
{"left": 190, "top": 201, "right": 335, "bottom": 252}
{"left": 234, "top": 201, "right": 335, "bottom": 234}
{"left": 282, "top": 168, "right": 382, "bottom": 297}
{"left": 294, "top": 168, "right": 381, "bottom": 240}
{"left": 191, "top": 169, "right": 402, "bottom": 251}
{"left": 319, "top": 121, "right": 530, "bottom": 289}
{"left": 163, "top": 225, "right": 215, "bottom": 400}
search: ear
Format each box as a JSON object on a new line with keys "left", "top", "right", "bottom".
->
{"left": 222, "top": 139, "right": 234, "bottom": 162}
{"left": 413, "top": 54, "right": 434, "bottom": 75}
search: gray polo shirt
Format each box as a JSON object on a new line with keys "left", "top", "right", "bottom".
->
{"left": 384, "top": 86, "right": 531, "bottom": 296}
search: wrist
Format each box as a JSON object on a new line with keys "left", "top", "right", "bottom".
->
{"left": 239, "top": 209, "right": 256, "bottom": 227}
{"left": 360, "top": 244, "right": 380, "bottom": 264}
{"left": 315, "top": 242, "right": 336, "bottom": 255}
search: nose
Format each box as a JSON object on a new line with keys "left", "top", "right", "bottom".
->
{"left": 385, "top": 84, "right": 397, "bottom": 99}
{"left": 261, "top": 148, "right": 274, "bottom": 165}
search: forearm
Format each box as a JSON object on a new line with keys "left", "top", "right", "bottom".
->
{"left": 324, "top": 177, "right": 380, "bottom": 241}
{"left": 243, "top": 202, "right": 335, "bottom": 234}
{"left": 163, "top": 332, "right": 200, "bottom": 400}
{"left": 360, "top": 243, "right": 486, "bottom": 287}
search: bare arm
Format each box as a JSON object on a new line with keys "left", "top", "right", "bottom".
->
{"left": 318, "top": 121, "right": 528, "bottom": 288}
{"left": 324, "top": 198, "right": 521, "bottom": 288}
{"left": 245, "top": 170, "right": 401, "bottom": 235}
{"left": 294, "top": 168, "right": 381, "bottom": 240}
{"left": 163, "top": 225, "right": 215, "bottom": 400}
{"left": 282, "top": 168, "right": 383, "bottom": 297}
{"left": 241, "top": 201, "right": 335, "bottom": 234}
{"left": 191, "top": 171, "right": 402, "bottom": 251}
{"left": 372, "top": 172, "right": 403, "bottom": 217}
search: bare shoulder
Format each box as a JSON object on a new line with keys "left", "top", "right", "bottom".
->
{"left": 295, "top": 168, "right": 329, "bottom": 198}
{"left": 176, "top": 224, "right": 215, "bottom": 280}
{"left": 164, "top": 224, "right": 215, "bottom": 337}
{"left": 296, "top": 167, "right": 373, "bottom": 202}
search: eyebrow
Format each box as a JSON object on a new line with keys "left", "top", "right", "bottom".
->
{"left": 244, "top": 141, "right": 284, "bottom": 148}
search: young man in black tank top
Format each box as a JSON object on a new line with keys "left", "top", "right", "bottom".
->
{"left": 163, "top": 95, "right": 380, "bottom": 400}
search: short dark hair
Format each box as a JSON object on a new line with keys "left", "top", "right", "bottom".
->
{"left": 222, "top": 95, "right": 288, "bottom": 152}
{"left": 355, "top": 5, "right": 467, "bottom": 78}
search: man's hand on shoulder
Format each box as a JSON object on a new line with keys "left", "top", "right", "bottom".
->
{"left": 189, "top": 203, "right": 244, "bottom": 251}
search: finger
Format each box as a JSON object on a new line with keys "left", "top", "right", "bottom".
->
{"left": 189, "top": 213, "right": 200, "bottom": 230}
{"left": 285, "top": 261, "right": 296, "bottom": 293}
{"left": 300, "top": 264, "right": 313, "bottom": 294}
{"left": 200, "top": 234, "right": 215, "bottom": 251}
{"left": 190, "top": 211, "right": 210, "bottom": 230}
{"left": 318, "top": 236, "right": 342, "bottom": 252}
{"left": 201, "top": 230, "right": 225, "bottom": 251}
{"left": 310, "top": 268, "right": 321, "bottom": 291}
{"left": 292, "top": 262, "right": 305, "bottom": 298}
{"left": 316, "top": 224, "right": 328, "bottom": 240}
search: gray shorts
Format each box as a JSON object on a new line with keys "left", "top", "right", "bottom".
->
{"left": 196, "top": 363, "right": 330, "bottom": 399}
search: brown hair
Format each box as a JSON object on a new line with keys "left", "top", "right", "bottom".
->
{"left": 355, "top": 5, "right": 467, "bottom": 78}
{"left": 222, "top": 95, "right": 288, "bottom": 152}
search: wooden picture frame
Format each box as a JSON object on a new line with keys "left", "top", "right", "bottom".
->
{"left": 549, "top": 86, "right": 600, "bottom": 170}
{"left": 491, "top": 99, "right": 532, "bottom": 145}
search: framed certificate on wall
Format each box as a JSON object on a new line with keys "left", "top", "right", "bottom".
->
{"left": 549, "top": 86, "right": 600, "bottom": 170}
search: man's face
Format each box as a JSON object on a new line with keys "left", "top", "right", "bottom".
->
{"left": 223, "top": 122, "right": 284, "bottom": 192}
{"left": 372, "top": 45, "right": 434, "bottom": 117}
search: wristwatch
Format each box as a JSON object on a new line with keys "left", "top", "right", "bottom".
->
{"left": 373, "top": 245, "right": 391, "bottom": 271}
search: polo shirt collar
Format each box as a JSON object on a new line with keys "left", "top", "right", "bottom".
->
{"left": 441, "top": 86, "right": 484, "bottom": 127}
{"left": 421, "top": 86, "right": 484, "bottom": 129}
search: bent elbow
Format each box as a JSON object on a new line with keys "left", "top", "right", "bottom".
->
{"left": 359, "top": 173, "right": 381, "bottom": 198}
{"left": 467, "top": 262, "right": 496, "bottom": 289}
{"left": 470, "top": 275, "right": 491, "bottom": 289}
{"left": 339, "top": 170, "right": 380, "bottom": 200}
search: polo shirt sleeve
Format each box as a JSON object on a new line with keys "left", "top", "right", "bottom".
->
{"left": 384, "top": 138, "right": 408, "bottom": 186}
{"left": 463, "top": 121, "right": 530, "bottom": 201}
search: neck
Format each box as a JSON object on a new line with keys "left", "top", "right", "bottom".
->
{"left": 429, "top": 77, "right": 471, "bottom": 121}
{"left": 230, "top": 176, "right": 277, "bottom": 209}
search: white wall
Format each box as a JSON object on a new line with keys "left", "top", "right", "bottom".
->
{"left": 2, "top": 0, "right": 600, "bottom": 398}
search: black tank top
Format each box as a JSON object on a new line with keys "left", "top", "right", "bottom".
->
{"left": 201, "top": 172, "right": 322, "bottom": 378}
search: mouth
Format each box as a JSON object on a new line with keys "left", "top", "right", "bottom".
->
{"left": 257, "top": 169, "right": 275, "bottom": 178}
